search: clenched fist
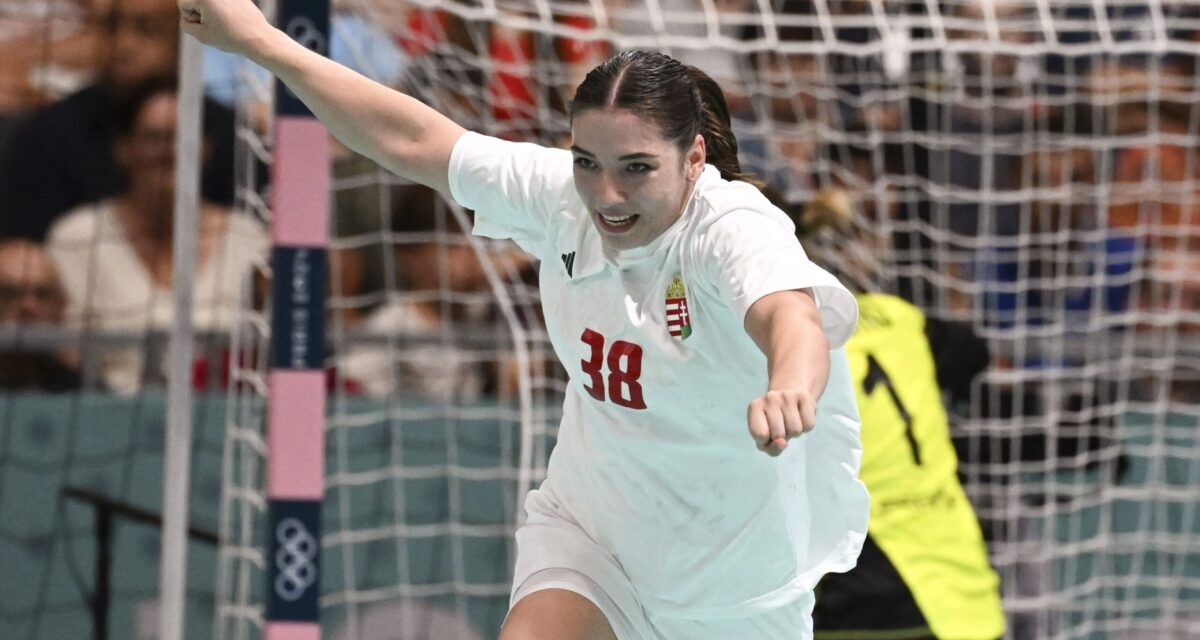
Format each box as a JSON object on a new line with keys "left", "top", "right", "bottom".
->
{"left": 177, "top": 0, "right": 275, "bottom": 56}
{"left": 747, "top": 388, "right": 817, "bottom": 457}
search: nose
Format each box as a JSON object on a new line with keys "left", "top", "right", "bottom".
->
{"left": 593, "top": 171, "right": 625, "bottom": 208}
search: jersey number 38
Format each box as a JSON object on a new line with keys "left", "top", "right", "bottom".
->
{"left": 580, "top": 328, "right": 647, "bottom": 410}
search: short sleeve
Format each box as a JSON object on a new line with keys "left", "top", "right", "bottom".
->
{"left": 699, "top": 210, "right": 858, "bottom": 348}
{"left": 447, "top": 131, "right": 576, "bottom": 258}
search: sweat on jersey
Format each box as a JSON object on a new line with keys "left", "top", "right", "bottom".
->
{"left": 448, "top": 131, "right": 870, "bottom": 619}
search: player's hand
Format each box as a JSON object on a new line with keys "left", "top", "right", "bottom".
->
{"left": 747, "top": 389, "right": 817, "bottom": 457}
{"left": 178, "top": 0, "right": 274, "bottom": 56}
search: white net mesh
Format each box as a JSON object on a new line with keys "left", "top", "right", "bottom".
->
{"left": 217, "top": 1, "right": 1200, "bottom": 638}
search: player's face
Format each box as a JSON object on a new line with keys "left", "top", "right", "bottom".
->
{"left": 571, "top": 109, "right": 705, "bottom": 251}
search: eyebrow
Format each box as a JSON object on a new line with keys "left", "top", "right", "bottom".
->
{"left": 570, "top": 145, "right": 658, "bottom": 161}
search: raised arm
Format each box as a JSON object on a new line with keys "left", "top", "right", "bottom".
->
{"left": 744, "top": 289, "right": 831, "bottom": 457}
{"left": 178, "top": 0, "right": 466, "bottom": 193}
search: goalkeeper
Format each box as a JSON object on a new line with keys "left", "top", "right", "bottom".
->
{"left": 181, "top": 1, "right": 870, "bottom": 638}
{"left": 796, "top": 189, "right": 1006, "bottom": 640}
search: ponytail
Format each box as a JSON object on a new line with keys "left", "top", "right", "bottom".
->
{"left": 684, "top": 66, "right": 763, "bottom": 188}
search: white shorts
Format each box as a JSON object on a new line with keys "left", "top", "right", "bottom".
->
{"left": 509, "top": 490, "right": 816, "bottom": 640}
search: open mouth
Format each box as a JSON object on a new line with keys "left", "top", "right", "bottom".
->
{"left": 596, "top": 211, "right": 639, "bottom": 233}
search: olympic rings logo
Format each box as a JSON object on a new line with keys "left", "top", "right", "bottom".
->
{"left": 286, "top": 17, "right": 328, "bottom": 55}
{"left": 273, "top": 517, "right": 318, "bottom": 602}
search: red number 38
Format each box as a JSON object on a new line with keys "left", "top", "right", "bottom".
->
{"left": 580, "top": 329, "right": 647, "bottom": 410}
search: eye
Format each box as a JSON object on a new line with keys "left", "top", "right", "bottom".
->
{"left": 625, "top": 162, "right": 652, "bottom": 174}
{"left": 573, "top": 157, "right": 598, "bottom": 170}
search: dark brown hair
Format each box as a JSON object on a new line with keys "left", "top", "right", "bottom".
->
{"left": 570, "top": 50, "right": 760, "bottom": 185}
{"left": 107, "top": 75, "right": 178, "bottom": 138}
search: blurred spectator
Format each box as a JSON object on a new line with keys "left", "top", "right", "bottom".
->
{"left": 788, "top": 150, "right": 1124, "bottom": 480}
{"left": 793, "top": 138, "right": 907, "bottom": 298}
{"left": 790, "top": 188, "right": 1004, "bottom": 640}
{"left": 44, "top": 78, "right": 265, "bottom": 394}
{"left": 979, "top": 104, "right": 1131, "bottom": 332}
{"left": 875, "top": 0, "right": 1043, "bottom": 306}
{"left": 814, "top": 290, "right": 1005, "bottom": 640}
{"left": 945, "top": 0, "right": 1038, "bottom": 98}
{"left": 1099, "top": 60, "right": 1200, "bottom": 252}
{"left": 487, "top": 18, "right": 542, "bottom": 135}
{"left": 0, "top": 0, "right": 236, "bottom": 241}
{"left": 0, "top": 0, "right": 110, "bottom": 142}
{"left": 1110, "top": 141, "right": 1200, "bottom": 249}
{"left": 743, "top": 0, "right": 825, "bottom": 187}
{"left": 758, "top": 121, "right": 819, "bottom": 197}
{"left": 1140, "top": 251, "right": 1200, "bottom": 334}
{"left": 1135, "top": 249, "right": 1200, "bottom": 404}
{"left": 392, "top": 6, "right": 487, "bottom": 129}
{"left": 337, "top": 184, "right": 530, "bottom": 401}
{"left": 483, "top": 3, "right": 610, "bottom": 143}
{"left": 0, "top": 239, "right": 81, "bottom": 390}
{"left": 939, "top": 0, "right": 1040, "bottom": 240}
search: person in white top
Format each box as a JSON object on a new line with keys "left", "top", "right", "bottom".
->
{"left": 179, "top": 2, "right": 869, "bottom": 638}
{"left": 46, "top": 77, "right": 266, "bottom": 393}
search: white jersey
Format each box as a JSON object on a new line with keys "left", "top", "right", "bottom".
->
{"left": 449, "top": 132, "right": 869, "bottom": 619}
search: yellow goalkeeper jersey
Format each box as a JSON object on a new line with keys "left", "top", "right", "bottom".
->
{"left": 836, "top": 293, "right": 1005, "bottom": 640}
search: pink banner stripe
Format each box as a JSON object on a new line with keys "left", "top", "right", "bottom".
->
{"left": 267, "top": 370, "right": 326, "bottom": 499}
{"left": 266, "top": 622, "right": 320, "bottom": 640}
{"left": 272, "top": 117, "right": 331, "bottom": 246}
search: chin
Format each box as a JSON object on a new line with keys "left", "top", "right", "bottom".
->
{"left": 601, "top": 234, "right": 645, "bottom": 251}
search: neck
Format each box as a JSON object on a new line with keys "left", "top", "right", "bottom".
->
{"left": 677, "top": 167, "right": 700, "bottom": 217}
{"left": 115, "top": 191, "right": 174, "bottom": 240}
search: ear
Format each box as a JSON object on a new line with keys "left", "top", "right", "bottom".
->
{"left": 686, "top": 133, "right": 706, "bottom": 181}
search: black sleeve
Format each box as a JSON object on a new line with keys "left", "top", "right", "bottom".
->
{"left": 924, "top": 317, "right": 990, "bottom": 407}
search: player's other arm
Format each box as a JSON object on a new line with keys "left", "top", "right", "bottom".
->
{"left": 744, "top": 289, "right": 831, "bottom": 457}
{"left": 178, "top": 0, "right": 465, "bottom": 193}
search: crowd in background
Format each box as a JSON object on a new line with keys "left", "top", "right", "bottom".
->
{"left": 2, "top": 2, "right": 1198, "bottom": 639}
{"left": 1, "top": 0, "right": 1198, "bottom": 405}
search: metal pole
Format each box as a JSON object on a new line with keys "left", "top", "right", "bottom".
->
{"left": 158, "top": 27, "right": 205, "bottom": 640}
{"left": 94, "top": 504, "right": 112, "bottom": 640}
{"left": 264, "top": 1, "right": 332, "bottom": 635}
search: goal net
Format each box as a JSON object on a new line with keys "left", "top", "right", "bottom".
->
{"left": 215, "top": 1, "right": 1200, "bottom": 638}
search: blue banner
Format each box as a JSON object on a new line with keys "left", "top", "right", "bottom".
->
{"left": 276, "top": 0, "right": 330, "bottom": 117}
{"left": 270, "top": 246, "right": 326, "bottom": 370}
